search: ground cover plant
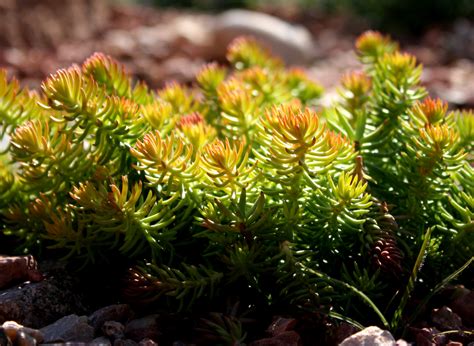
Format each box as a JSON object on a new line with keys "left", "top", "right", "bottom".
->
{"left": 0, "top": 31, "right": 472, "bottom": 344}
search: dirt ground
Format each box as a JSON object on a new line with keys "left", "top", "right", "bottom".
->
{"left": 1, "top": 1, "right": 473, "bottom": 110}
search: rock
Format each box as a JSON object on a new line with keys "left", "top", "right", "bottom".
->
{"left": 0, "top": 269, "right": 88, "bottom": 328}
{"left": 0, "top": 255, "right": 43, "bottom": 289}
{"left": 161, "top": 15, "right": 214, "bottom": 55}
{"left": 450, "top": 289, "right": 474, "bottom": 326}
{"left": 88, "top": 304, "right": 133, "bottom": 335}
{"left": 15, "top": 330, "right": 36, "bottom": 346}
{"left": 333, "top": 322, "right": 359, "bottom": 345}
{"left": 43, "top": 343, "right": 91, "bottom": 346}
{"left": 250, "top": 331, "right": 301, "bottom": 346}
{"left": 395, "top": 339, "right": 411, "bottom": 346}
{"left": 339, "top": 326, "right": 396, "bottom": 346}
{"left": 413, "top": 327, "right": 446, "bottom": 346}
{"left": 40, "top": 314, "right": 94, "bottom": 343}
{"left": 2, "top": 321, "right": 43, "bottom": 344}
{"left": 432, "top": 306, "right": 463, "bottom": 330}
{"left": 138, "top": 338, "right": 158, "bottom": 346}
{"left": 172, "top": 341, "right": 187, "bottom": 346}
{"left": 266, "top": 317, "right": 296, "bottom": 336}
{"left": 124, "top": 315, "right": 161, "bottom": 342}
{"left": 106, "top": 14, "right": 214, "bottom": 61}
{"left": 114, "top": 339, "right": 137, "bottom": 346}
{"left": 214, "top": 9, "right": 315, "bottom": 65}
{"left": 0, "top": 327, "right": 12, "bottom": 346}
{"left": 102, "top": 321, "right": 125, "bottom": 340}
{"left": 92, "top": 336, "right": 112, "bottom": 345}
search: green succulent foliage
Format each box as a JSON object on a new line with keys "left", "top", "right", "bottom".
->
{"left": 197, "top": 312, "right": 247, "bottom": 346}
{"left": 124, "top": 262, "right": 223, "bottom": 311}
{"left": 0, "top": 33, "right": 472, "bottom": 337}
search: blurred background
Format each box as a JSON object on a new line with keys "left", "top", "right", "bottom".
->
{"left": 1, "top": 0, "right": 473, "bottom": 108}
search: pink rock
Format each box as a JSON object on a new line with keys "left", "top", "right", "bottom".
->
{"left": 0, "top": 256, "right": 43, "bottom": 289}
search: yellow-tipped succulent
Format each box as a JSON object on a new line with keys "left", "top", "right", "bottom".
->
{"left": 0, "top": 32, "right": 472, "bottom": 338}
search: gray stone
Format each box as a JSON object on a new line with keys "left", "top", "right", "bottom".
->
{"left": 92, "top": 336, "right": 112, "bottom": 346}
{"left": 43, "top": 343, "right": 92, "bottom": 346}
{"left": 138, "top": 338, "right": 158, "bottom": 346}
{"left": 40, "top": 314, "right": 94, "bottom": 343}
{"left": 89, "top": 304, "right": 132, "bottom": 335}
{"left": 102, "top": 321, "right": 125, "bottom": 340}
{"left": 114, "top": 339, "right": 137, "bottom": 346}
{"left": 125, "top": 315, "right": 161, "bottom": 342}
{"left": 339, "top": 326, "right": 396, "bottom": 346}
{"left": 0, "top": 270, "right": 88, "bottom": 328}
{"left": 214, "top": 9, "right": 315, "bottom": 65}
{"left": 432, "top": 306, "right": 463, "bottom": 330}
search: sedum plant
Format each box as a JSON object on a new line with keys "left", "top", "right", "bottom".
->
{"left": 0, "top": 32, "right": 472, "bottom": 340}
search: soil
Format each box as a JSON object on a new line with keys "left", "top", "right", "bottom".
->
{"left": 1, "top": 1, "right": 473, "bottom": 110}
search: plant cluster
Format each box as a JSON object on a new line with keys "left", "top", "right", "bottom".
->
{"left": 0, "top": 32, "right": 472, "bottom": 342}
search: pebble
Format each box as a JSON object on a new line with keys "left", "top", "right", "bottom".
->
{"left": 450, "top": 288, "right": 474, "bottom": 326}
{"left": 432, "top": 306, "right": 463, "bottom": 330}
{"left": 0, "top": 256, "right": 43, "bottom": 290}
{"left": 250, "top": 331, "right": 301, "bottom": 346}
{"left": 266, "top": 317, "right": 296, "bottom": 336}
{"left": 0, "top": 269, "right": 88, "bottom": 328}
{"left": 102, "top": 321, "right": 125, "bottom": 340}
{"left": 92, "top": 336, "right": 112, "bottom": 346}
{"left": 124, "top": 315, "right": 161, "bottom": 342}
{"left": 40, "top": 314, "right": 94, "bottom": 343}
{"left": 339, "top": 326, "right": 396, "bottom": 346}
{"left": 88, "top": 304, "right": 133, "bottom": 335}
{"left": 114, "top": 339, "right": 137, "bottom": 346}
{"left": 2, "top": 321, "right": 43, "bottom": 344}
{"left": 138, "top": 338, "right": 158, "bottom": 346}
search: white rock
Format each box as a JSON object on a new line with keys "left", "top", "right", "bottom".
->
{"left": 213, "top": 9, "right": 315, "bottom": 65}
{"left": 339, "top": 326, "right": 396, "bottom": 346}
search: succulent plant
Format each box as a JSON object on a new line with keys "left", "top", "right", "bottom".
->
{"left": 0, "top": 32, "right": 472, "bottom": 339}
